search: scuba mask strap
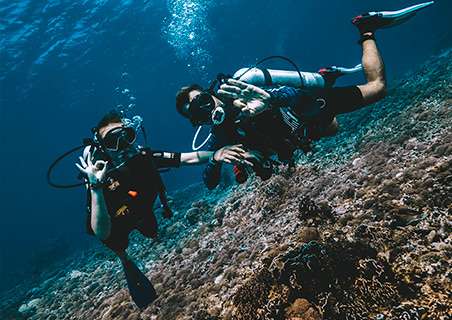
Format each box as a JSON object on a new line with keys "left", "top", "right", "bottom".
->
{"left": 139, "top": 124, "right": 148, "bottom": 146}
{"left": 92, "top": 127, "right": 106, "bottom": 152}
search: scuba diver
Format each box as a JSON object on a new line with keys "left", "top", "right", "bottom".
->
{"left": 175, "top": 2, "right": 434, "bottom": 189}
{"left": 50, "top": 110, "right": 246, "bottom": 308}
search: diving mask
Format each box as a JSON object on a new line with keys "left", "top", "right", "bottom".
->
{"left": 101, "top": 126, "right": 137, "bottom": 151}
{"left": 188, "top": 92, "right": 216, "bottom": 125}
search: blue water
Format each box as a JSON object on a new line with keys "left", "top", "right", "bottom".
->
{"left": 0, "top": 0, "right": 450, "bottom": 293}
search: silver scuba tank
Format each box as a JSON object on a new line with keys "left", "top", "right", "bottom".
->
{"left": 233, "top": 64, "right": 363, "bottom": 89}
{"left": 233, "top": 67, "right": 326, "bottom": 89}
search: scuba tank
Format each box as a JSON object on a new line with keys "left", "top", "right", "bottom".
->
{"left": 233, "top": 67, "right": 326, "bottom": 88}
{"left": 233, "top": 64, "right": 363, "bottom": 89}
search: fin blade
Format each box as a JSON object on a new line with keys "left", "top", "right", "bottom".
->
{"left": 375, "top": 1, "right": 435, "bottom": 18}
{"left": 122, "top": 259, "right": 157, "bottom": 309}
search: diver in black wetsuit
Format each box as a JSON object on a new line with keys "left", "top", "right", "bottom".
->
{"left": 175, "top": 2, "right": 434, "bottom": 189}
{"left": 75, "top": 110, "right": 246, "bottom": 307}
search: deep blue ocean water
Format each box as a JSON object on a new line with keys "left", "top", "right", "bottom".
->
{"left": 0, "top": 0, "right": 451, "bottom": 293}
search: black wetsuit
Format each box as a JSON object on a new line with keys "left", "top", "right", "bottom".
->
{"left": 203, "top": 85, "right": 364, "bottom": 189}
{"left": 85, "top": 148, "right": 181, "bottom": 253}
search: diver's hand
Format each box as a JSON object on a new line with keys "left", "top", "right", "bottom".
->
{"left": 213, "top": 144, "right": 254, "bottom": 166}
{"left": 217, "top": 79, "right": 271, "bottom": 119}
{"left": 76, "top": 151, "right": 108, "bottom": 184}
{"left": 243, "top": 149, "right": 265, "bottom": 165}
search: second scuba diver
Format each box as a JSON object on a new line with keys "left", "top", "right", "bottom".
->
{"left": 75, "top": 110, "right": 248, "bottom": 307}
{"left": 175, "top": 2, "right": 434, "bottom": 189}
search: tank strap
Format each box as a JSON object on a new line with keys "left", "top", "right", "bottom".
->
{"left": 261, "top": 68, "right": 273, "bottom": 86}
{"left": 279, "top": 108, "right": 313, "bottom": 153}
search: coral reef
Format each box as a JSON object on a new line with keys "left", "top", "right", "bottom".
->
{"left": 1, "top": 50, "right": 451, "bottom": 320}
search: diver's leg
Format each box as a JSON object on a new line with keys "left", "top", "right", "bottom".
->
{"left": 103, "top": 230, "right": 131, "bottom": 262}
{"left": 116, "top": 250, "right": 129, "bottom": 262}
{"left": 322, "top": 117, "right": 339, "bottom": 137}
{"left": 356, "top": 33, "right": 387, "bottom": 105}
{"left": 314, "top": 36, "right": 386, "bottom": 120}
{"left": 137, "top": 213, "right": 158, "bottom": 239}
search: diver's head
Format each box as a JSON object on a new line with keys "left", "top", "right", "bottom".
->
{"left": 93, "top": 110, "right": 137, "bottom": 152}
{"left": 176, "top": 84, "right": 223, "bottom": 126}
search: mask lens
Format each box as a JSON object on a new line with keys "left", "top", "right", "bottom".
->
{"left": 102, "top": 127, "right": 136, "bottom": 151}
{"left": 123, "top": 127, "right": 136, "bottom": 144}
{"left": 193, "top": 92, "right": 214, "bottom": 107}
{"left": 188, "top": 92, "right": 215, "bottom": 124}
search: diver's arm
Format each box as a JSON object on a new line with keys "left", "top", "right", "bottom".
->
{"left": 201, "top": 135, "right": 223, "bottom": 189}
{"left": 180, "top": 151, "right": 214, "bottom": 165}
{"left": 76, "top": 151, "right": 111, "bottom": 240}
{"left": 218, "top": 79, "right": 301, "bottom": 116}
{"left": 202, "top": 145, "right": 251, "bottom": 190}
{"left": 152, "top": 151, "right": 212, "bottom": 167}
{"left": 266, "top": 86, "right": 302, "bottom": 108}
{"left": 90, "top": 189, "right": 111, "bottom": 240}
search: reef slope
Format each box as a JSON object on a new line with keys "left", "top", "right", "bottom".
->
{"left": 2, "top": 50, "right": 451, "bottom": 320}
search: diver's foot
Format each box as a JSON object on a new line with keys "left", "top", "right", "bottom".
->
{"left": 318, "top": 64, "right": 363, "bottom": 85}
{"left": 352, "top": 13, "right": 389, "bottom": 34}
{"left": 352, "top": 2, "right": 435, "bottom": 34}
{"left": 318, "top": 67, "right": 343, "bottom": 87}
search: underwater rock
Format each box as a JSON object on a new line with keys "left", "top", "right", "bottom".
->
{"left": 284, "top": 298, "right": 321, "bottom": 320}
{"left": 69, "top": 270, "right": 86, "bottom": 279}
{"left": 18, "top": 298, "right": 42, "bottom": 314}
{"left": 185, "top": 207, "right": 202, "bottom": 225}
{"left": 297, "top": 227, "right": 320, "bottom": 243}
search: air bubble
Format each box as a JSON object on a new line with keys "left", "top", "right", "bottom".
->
{"left": 162, "top": 0, "right": 214, "bottom": 77}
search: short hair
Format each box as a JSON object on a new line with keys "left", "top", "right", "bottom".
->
{"left": 175, "top": 84, "right": 203, "bottom": 115}
{"left": 94, "top": 110, "right": 123, "bottom": 133}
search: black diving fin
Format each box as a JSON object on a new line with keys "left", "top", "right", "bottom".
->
{"left": 121, "top": 258, "right": 157, "bottom": 309}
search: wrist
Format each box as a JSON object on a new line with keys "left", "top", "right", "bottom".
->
{"left": 210, "top": 152, "right": 219, "bottom": 163}
{"left": 89, "top": 179, "right": 106, "bottom": 190}
{"left": 267, "top": 91, "right": 277, "bottom": 109}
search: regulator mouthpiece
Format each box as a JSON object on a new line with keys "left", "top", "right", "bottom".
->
{"left": 212, "top": 107, "right": 226, "bottom": 125}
